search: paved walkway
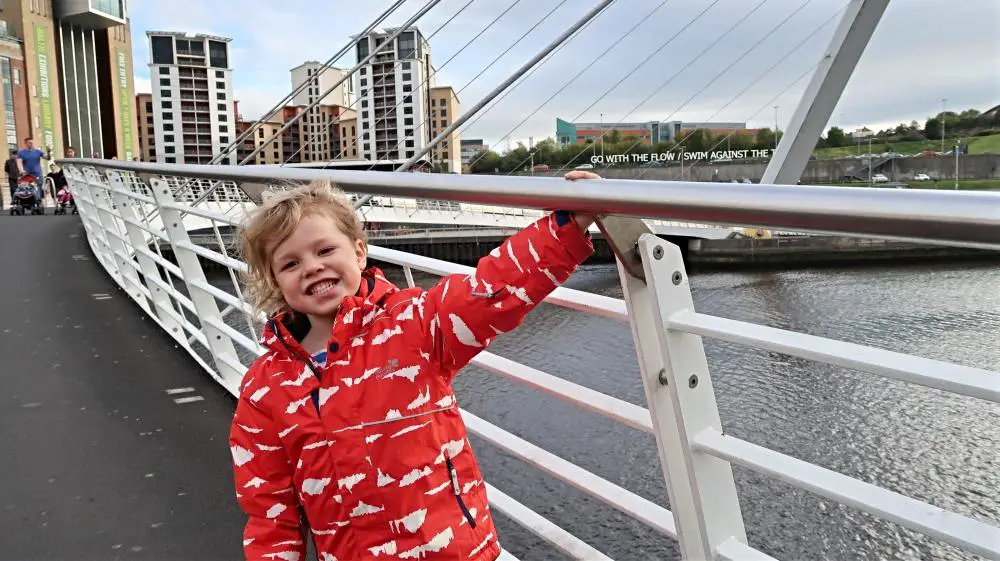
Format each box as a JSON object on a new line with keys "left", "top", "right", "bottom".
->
{"left": 0, "top": 214, "right": 247, "bottom": 559}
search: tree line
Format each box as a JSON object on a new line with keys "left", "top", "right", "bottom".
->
{"left": 819, "top": 107, "right": 999, "bottom": 148}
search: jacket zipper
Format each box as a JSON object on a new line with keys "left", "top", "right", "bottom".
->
{"left": 270, "top": 319, "right": 324, "bottom": 415}
{"left": 445, "top": 454, "right": 477, "bottom": 528}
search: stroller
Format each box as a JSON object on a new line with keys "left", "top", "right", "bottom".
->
{"left": 54, "top": 184, "right": 76, "bottom": 215}
{"left": 10, "top": 175, "right": 44, "bottom": 215}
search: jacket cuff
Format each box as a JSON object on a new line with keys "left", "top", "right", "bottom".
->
{"left": 553, "top": 211, "right": 594, "bottom": 264}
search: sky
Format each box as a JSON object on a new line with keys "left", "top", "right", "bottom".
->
{"left": 129, "top": 0, "right": 999, "bottom": 150}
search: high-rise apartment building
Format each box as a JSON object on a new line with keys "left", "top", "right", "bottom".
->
{"left": 351, "top": 27, "right": 435, "bottom": 163}
{"left": 0, "top": 0, "right": 138, "bottom": 159}
{"left": 290, "top": 62, "right": 355, "bottom": 162}
{"left": 146, "top": 31, "right": 236, "bottom": 165}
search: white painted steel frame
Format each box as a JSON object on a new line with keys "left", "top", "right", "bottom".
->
{"left": 63, "top": 164, "right": 1000, "bottom": 561}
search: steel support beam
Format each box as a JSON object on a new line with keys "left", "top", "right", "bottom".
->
{"left": 762, "top": 0, "right": 890, "bottom": 186}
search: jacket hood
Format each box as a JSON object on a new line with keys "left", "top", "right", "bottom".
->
{"left": 259, "top": 266, "right": 399, "bottom": 358}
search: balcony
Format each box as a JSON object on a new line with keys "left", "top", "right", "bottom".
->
{"left": 53, "top": 0, "right": 126, "bottom": 30}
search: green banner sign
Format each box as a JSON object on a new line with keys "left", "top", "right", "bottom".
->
{"left": 33, "top": 24, "right": 55, "bottom": 151}
{"left": 116, "top": 48, "right": 134, "bottom": 161}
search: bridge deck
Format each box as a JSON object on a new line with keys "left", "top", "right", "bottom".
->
{"left": 0, "top": 215, "right": 245, "bottom": 559}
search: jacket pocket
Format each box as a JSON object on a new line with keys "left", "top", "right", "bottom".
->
{"left": 444, "top": 453, "right": 476, "bottom": 528}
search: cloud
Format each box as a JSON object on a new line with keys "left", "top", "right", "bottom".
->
{"left": 128, "top": 0, "right": 998, "bottom": 149}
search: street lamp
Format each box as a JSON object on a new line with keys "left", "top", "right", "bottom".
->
{"left": 941, "top": 98, "right": 947, "bottom": 153}
{"left": 773, "top": 105, "right": 779, "bottom": 149}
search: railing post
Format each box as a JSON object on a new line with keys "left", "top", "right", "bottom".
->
{"left": 106, "top": 171, "right": 188, "bottom": 348}
{"left": 616, "top": 232, "right": 748, "bottom": 559}
{"left": 147, "top": 176, "right": 244, "bottom": 393}
{"left": 75, "top": 167, "right": 121, "bottom": 280}
{"left": 86, "top": 169, "right": 152, "bottom": 315}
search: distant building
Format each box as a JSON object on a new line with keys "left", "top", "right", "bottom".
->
{"left": 556, "top": 118, "right": 755, "bottom": 146}
{"left": 290, "top": 61, "right": 355, "bottom": 162}
{"left": 460, "top": 138, "right": 487, "bottom": 168}
{"left": 0, "top": 0, "right": 139, "bottom": 159}
{"left": 146, "top": 31, "right": 236, "bottom": 164}
{"left": 428, "top": 86, "right": 459, "bottom": 172}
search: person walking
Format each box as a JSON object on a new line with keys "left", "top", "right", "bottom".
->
{"left": 4, "top": 149, "right": 18, "bottom": 209}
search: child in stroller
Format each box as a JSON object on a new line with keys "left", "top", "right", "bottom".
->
{"left": 10, "top": 174, "right": 43, "bottom": 215}
{"left": 54, "top": 184, "right": 76, "bottom": 215}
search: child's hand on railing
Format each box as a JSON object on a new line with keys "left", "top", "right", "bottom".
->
{"left": 564, "top": 170, "right": 601, "bottom": 231}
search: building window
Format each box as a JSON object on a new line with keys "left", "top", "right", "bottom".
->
{"left": 402, "top": 73, "right": 411, "bottom": 81}
{"left": 259, "top": 129, "right": 264, "bottom": 138}
{"left": 164, "top": 135, "right": 175, "bottom": 142}
{"left": 159, "top": 78, "right": 170, "bottom": 86}
{"left": 406, "top": 150, "right": 415, "bottom": 158}
{"left": 217, "top": 103, "right": 226, "bottom": 111}
{"left": 208, "top": 40, "right": 228, "bottom": 68}
{"left": 405, "top": 140, "right": 414, "bottom": 148}
{"left": 440, "top": 109, "right": 447, "bottom": 117}
{"left": 159, "top": 67, "right": 170, "bottom": 75}
{"left": 443, "top": 151, "right": 448, "bottom": 159}
{"left": 404, "top": 106, "right": 413, "bottom": 115}
{"left": 402, "top": 84, "right": 412, "bottom": 92}
{"left": 216, "top": 81, "right": 225, "bottom": 89}
{"left": 0, "top": 57, "right": 16, "bottom": 150}
{"left": 216, "top": 70, "right": 225, "bottom": 78}
{"left": 165, "top": 157, "right": 176, "bottom": 163}
{"left": 217, "top": 92, "right": 225, "bottom": 100}
{"left": 162, "top": 112, "right": 173, "bottom": 120}
{"left": 151, "top": 36, "right": 174, "bottom": 65}
{"left": 161, "top": 89, "right": 171, "bottom": 97}
{"left": 404, "top": 118, "right": 413, "bottom": 125}
{"left": 164, "top": 124, "right": 174, "bottom": 131}
{"left": 162, "top": 101, "right": 172, "bottom": 108}
{"left": 221, "top": 137, "right": 229, "bottom": 144}
{"left": 220, "top": 125, "right": 229, "bottom": 132}
{"left": 165, "top": 146, "right": 175, "bottom": 153}
{"left": 402, "top": 61, "right": 411, "bottom": 70}
{"left": 146, "top": 102, "right": 153, "bottom": 112}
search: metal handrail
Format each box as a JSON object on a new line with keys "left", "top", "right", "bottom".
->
{"left": 60, "top": 158, "right": 1000, "bottom": 249}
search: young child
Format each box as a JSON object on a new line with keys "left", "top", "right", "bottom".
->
{"left": 230, "top": 171, "right": 600, "bottom": 561}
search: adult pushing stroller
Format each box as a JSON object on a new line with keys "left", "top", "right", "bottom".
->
{"left": 10, "top": 174, "right": 43, "bottom": 215}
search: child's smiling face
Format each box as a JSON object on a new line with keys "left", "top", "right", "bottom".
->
{"left": 270, "top": 212, "right": 367, "bottom": 322}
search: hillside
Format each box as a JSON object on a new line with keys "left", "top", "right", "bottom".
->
{"left": 812, "top": 133, "right": 1000, "bottom": 160}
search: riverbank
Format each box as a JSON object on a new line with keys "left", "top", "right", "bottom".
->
{"left": 685, "top": 236, "right": 1000, "bottom": 272}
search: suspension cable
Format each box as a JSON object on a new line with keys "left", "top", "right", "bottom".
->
{"left": 180, "top": 0, "right": 447, "bottom": 209}
{"left": 281, "top": 0, "right": 486, "bottom": 168}
{"left": 352, "top": 0, "right": 618, "bottom": 208}
{"left": 462, "top": 0, "right": 674, "bottom": 174}
{"left": 214, "top": 0, "right": 408, "bottom": 166}
{"left": 351, "top": 0, "right": 572, "bottom": 175}
{"left": 667, "top": 6, "right": 847, "bottom": 181}
{"left": 519, "top": 0, "right": 770, "bottom": 176}
{"left": 580, "top": 0, "right": 817, "bottom": 175}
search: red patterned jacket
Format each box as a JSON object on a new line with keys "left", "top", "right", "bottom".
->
{"left": 229, "top": 212, "right": 593, "bottom": 560}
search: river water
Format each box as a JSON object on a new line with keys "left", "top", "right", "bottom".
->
{"left": 210, "top": 261, "right": 999, "bottom": 560}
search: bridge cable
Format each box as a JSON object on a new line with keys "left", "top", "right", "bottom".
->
{"left": 461, "top": 0, "right": 675, "bottom": 175}
{"left": 347, "top": 0, "right": 574, "bottom": 178}
{"left": 214, "top": 0, "right": 410, "bottom": 166}
{"left": 638, "top": 2, "right": 846, "bottom": 181}
{"left": 177, "top": 0, "right": 448, "bottom": 209}
{"left": 351, "top": 0, "right": 618, "bottom": 209}
{"left": 161, "top": 0, "right": 409, "bottom": 208}
{"left": 507, "top": 0, "right": 774, "bottom": 176}
{"left": 586, "top": 0, "right": 817, "bottom": 175}
{"left": 280, "top": 0, "right": 492, "bottom": 169}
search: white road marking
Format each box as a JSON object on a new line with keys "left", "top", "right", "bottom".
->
{"left": 173, "top": 396, "right": 204, "bottom": 404}
{"left": 165, "top": 387, "right": 195, "bottom": 395}
{"left": 92, "top": 293, "right": 111, "bottom": 300}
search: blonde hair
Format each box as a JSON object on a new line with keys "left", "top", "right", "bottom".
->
{"left": 239, "top": 181, "right": 367, "bottom": 319}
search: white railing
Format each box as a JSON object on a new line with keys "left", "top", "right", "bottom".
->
{"left": 62, "top": 159, "right": 1000, "bottom": 561}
